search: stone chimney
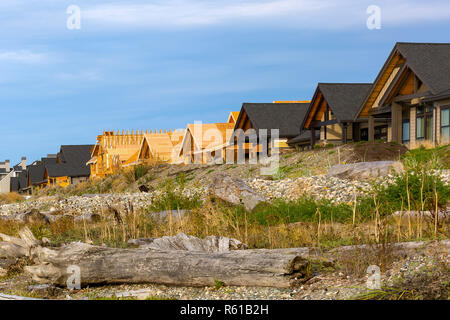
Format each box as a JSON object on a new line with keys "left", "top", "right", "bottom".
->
{"left": 5, "top": 160, "right": 10, "bottom": 172}
{"left": 20, "top": 157, "right": 26, "bottom": 170}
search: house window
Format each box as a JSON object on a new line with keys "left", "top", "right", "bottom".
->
{"left": 360, "top": 128, "right": 368, "bottom": 141}
{"left": 402, "top": 121, "right": 410, "bottom": 142}
{"left": 441, "top": 107, "right": 450, "bottom": 143}
{"left": 402, "top": 109, "right": 410, "bottom": 143}
{"left": 416, "top": 106, "right": 433, "bottom": 140}
{"left": 374, "top": 125, "right": 388, "bottom": 141}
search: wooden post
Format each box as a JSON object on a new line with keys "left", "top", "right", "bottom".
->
{"left": 368, "top": 116, "right": 375, "bottom": 142}
{"left": 353, "top": 122, "right": 360, "bottom": 142}
{"left": 310, "top": 128, "right": 316, "bottom": 149}
{"left": 341, "top": 123, "right": 347, "bottom": 144}
{"left": 391, "top": 102, "right": 402, "bottom": 143}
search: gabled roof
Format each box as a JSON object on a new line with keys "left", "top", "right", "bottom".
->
{"left": 235, "top": 102, "right": 310, "bottom": 138}
{"left": 138, "top": 133, "right": 176, "bottom": 162}
{"left": 179, "top": 123, "right": 235, "bottom": 156}
{"left": 303, "top": 83, "right": 372, "bottom": 129}
{"left": 41, "top": 157, "right": 57, "bottom": 166}
{"left": 227, "top": 111, "right": 240, "bottom": 124}
{"left": 59, "top": 145, "right": 93, "bottom": 166}
{"left": 395, "top": 43, "right": 450, "bottom": 94}
{"left": 28, "top": 163, "right": 46, "bottom": 185}
{"left": 356, "top": 42, "right": 450, "bottom": 119}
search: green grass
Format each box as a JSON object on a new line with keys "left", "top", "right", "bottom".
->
{"left": 227, "top": 198, "right": 357, "bottom": 226}
{"left": 401, "top": 144, "right": 450, "bottom": 169}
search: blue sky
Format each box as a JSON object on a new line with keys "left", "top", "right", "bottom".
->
{"left": 1, "top": 0, "right": 450, "bottom": 165}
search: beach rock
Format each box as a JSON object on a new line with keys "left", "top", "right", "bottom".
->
{"left": 327, "top": 161, "right": 404, "bottom": 181}
{"left": 23, "top": 209, "right": 50, "bottom": 224}
{"left": 74, "top": 213, "right": 102, "bottom": 223}
{"left": 208, "top": 174, "right": 266, "bottom": 211}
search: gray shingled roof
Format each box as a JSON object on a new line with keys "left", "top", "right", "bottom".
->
{"left": 10, "top": 177, "right": 19, "bottom": 192}
{"left": 59, "top": 145, "right": 93, "bottom": 166}
{"left": 317, "top": 83, "right": 373, "bottom": 122}
{"left": 41, "top": 157, "right": 57, "bottom": 166}
{"left": 28, "top": 163, "right": 46, "bottom": 185}
{"left": 236, "top": 103, "right": 310, "bottom": 138}
{"left": 45, "top": 163, "right": 90, "bottom": 178}
{"left": 396, "top": 43, "right": 450, "bottom": 94}
{"left": 18, "top": 171, "right": 28, "bottom": 190}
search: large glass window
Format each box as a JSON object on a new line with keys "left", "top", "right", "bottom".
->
{"left": 416, "top": 106, "right": 433, "bottom": 140}
{"left": 402, "top": 121, "right": 410, "bottom": 142}
{"left": 441, "top": 107, "right": 450, "bottom": 143}
{"left": 402, "top": 109, "right": 410, "bottom": 143}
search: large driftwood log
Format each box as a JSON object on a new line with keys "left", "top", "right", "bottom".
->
{"left": 0, "top": 228, "right": 308, "bottom": 288}
{"left": 24, "top": 242, "right": 308, "bottom": 288}
{"left": 1, "top": 228, "right": 448, "bottom": 289}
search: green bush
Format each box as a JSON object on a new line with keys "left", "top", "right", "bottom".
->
{"left": 401, "top": 144, "right": 450, "bottom": 169}
{"left": 134, "top": 165, "right": 149, "bottom": 181}
{"left": 233, "top": 198, "right": 354, "bottom": 226}
{"left": 358, "top": 169, "right": 450, "bottom": 216}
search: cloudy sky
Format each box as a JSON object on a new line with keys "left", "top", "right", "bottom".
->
{"left": 1, "top": 0, "right": 450, "bottom": 164}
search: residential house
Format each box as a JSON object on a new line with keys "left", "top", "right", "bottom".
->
{"left": 354, "top": 42, "right": 450, "bottom": 147}
{"left": 179, "top": 122, "right": 235, "bottom": 164}
{"left": 300, "top": 83, "right": 378, "bottom": 147}
{"left": 43, "top": 145, "right": 93, "bottom": 187}
{"left": 87, "top": 130, "right": 145, "bottom": 179}
{"left": 232, "top": 102, "right": 311, "bottom": 155}
{"left": 26, "top": 156, "right": 56, "bottom": 191}
{"left": 0, "top": 157, "right": 26, "bottom": 193}
{"left": 131, "top": 129, "right": 186, "bottom": 165}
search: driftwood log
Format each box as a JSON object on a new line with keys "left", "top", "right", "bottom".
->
{"left": 0, "top": 228, "right": 310, "bottom": 288}
{"left": 1, "top": 228, "right": 448, "bottom": 289}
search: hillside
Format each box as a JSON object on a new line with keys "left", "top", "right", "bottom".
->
{"left": 0, "top": 142, "right": 449, "bottom": 300}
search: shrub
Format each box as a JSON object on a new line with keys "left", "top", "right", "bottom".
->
{"left": 401, "top": 144, "right": 450, "bottom": 169}
{"left": 358, "top": 169, "right": 450, "bottom": 216}
{"left": 234, "top": 197, "right": 354, "bottom": 226}
{"left": 134, "top": 165, "right": 149, "bottom": 181}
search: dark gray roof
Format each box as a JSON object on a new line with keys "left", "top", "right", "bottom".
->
{"left": 58, "top": 145, "right": 93, "bottom": 166}
{"left": 396, "top": 43, "right": 450, "bottom": 94}
{"left": 317, "top": 83, "right": 372, "bottom": 122}
{"left": 18, "top": 171, "right": 28, "bottom": 189}
{"left": 28, "top": 163, "right": 45, "bottom": 185}
{"left": 287, "top": 130, "right": 320, "bottom": 145}
{"left": 41, "top": 157, "right": 57, "bottom": 166}
{"left": 45, "top": 163, "right": 90, "bottom": 178}
{"left": 236, "top": 103, "right": 310, "bottom": 138}
{"left": 423, "top": 87, "right": 450, "bottom": 102}
{"left": 10, "top": 177, "right": 19, "bottom": 192}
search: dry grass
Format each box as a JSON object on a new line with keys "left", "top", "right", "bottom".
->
{"left": 0, "top": 192, "right": 24, "bottom": 205}
{"left": 0, "top": 196, "right": 447, "bottom": 251}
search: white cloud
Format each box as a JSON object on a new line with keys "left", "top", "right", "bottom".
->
{"left": 0, "top": 50, "right": 47, "bottom": 63}
{"left": 82, "top": 0, "right": 338, "bottom": 28}
{"left": 81, "top": 0, "right": 450, "bottom": 30}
